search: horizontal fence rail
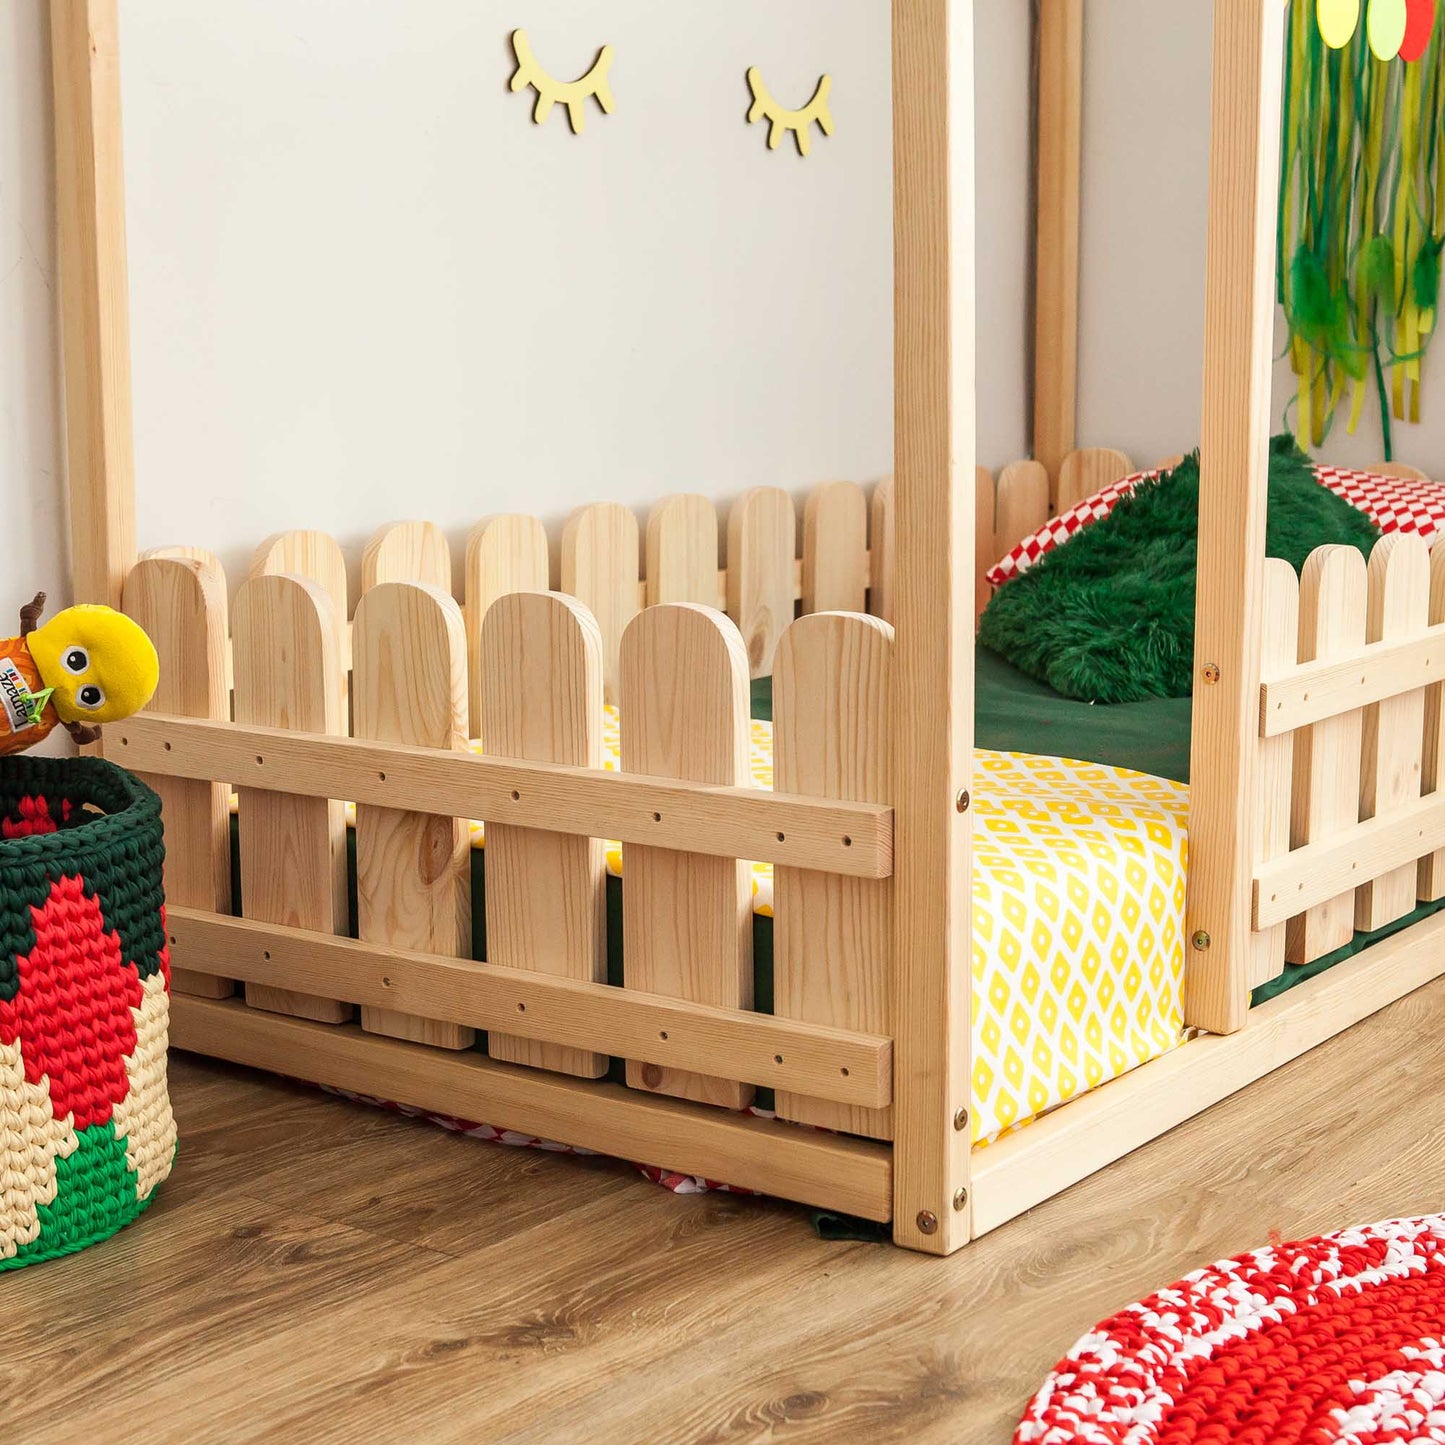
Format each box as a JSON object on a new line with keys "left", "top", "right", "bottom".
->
{"left": 1253, "top": 790, "right": 1445, "bottom": 929}
{"left": 1261, "top": 625, "right": 1445, "bottom": 737}
{"left": 114, "top": 714, "right": 892, "bottom": 878}
{"left": 169, "top": 996, "right": 895, "bottom": 1222}
{"left": 166, "top": 908, "right": 892, "bottom": 1108}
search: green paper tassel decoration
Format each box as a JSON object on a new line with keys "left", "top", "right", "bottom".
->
{"left": 1280, "top": 0, "right": 1444, "bottom": 459}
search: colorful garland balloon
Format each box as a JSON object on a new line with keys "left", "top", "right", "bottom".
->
{"left": 1284, "top": 0, "right": 1444, "bottom": 457}
{"left": 1316, "top": 0, "right": 1436, "bottom": 59}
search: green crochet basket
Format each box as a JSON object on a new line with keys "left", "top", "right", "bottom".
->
{"left": 1, "top": 755, "right": 175, "bottom": 1270}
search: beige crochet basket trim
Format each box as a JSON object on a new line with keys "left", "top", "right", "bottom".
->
{"left": 112, "top": 972, "right": 176, "bottom": 1201}
{"left": 0, "top": 1035, "right": 78, "bottom": 1260}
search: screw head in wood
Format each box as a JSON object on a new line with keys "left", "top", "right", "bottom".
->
{"left": 916, "top": 1209, "right": 938, "bottom": 1235}
{"left": 1191, "top": 930, "right": 1212, "bottom": 951}
{"left": 953, "top": 1107, "right": 969, "bottom": 1132}
{"left": 953, "top": 1187, "right": 968, "bottom": 1212}
{"left": 1202, "top": 663, "right": 1221, "bottom": 684}
{"left": 956, "top": 789, "right": 971, "bottom": 814}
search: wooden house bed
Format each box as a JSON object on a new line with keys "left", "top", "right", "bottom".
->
{"left": 46, "top": 0, "right": 1445, "bottom": 1256}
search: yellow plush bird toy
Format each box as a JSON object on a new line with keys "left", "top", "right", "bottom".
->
{"left": 0, "top": 592, "right": 159, "bottom": 755}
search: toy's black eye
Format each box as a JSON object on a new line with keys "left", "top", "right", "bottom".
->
{"left": 63, "top": 647, "right": 89, "bottom": 675}
{"left": 77, "top": 684, "right": 105, "bottom": 710}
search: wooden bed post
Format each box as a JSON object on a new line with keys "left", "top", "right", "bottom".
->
{"left": 1032, "top": 0, "right": 1083, "bottom": 489}
{"left": 891, "top": 0, "right": 976, "bottom": 1255}
{"left": 1185, "top": 0, "right": 1287, "bottom": 1035}
{"left": 51, "top": 0, "right": 137, "bottom": 609}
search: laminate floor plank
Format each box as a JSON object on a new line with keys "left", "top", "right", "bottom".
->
{"left": 8, "top": 978, "right": 1444, "bottom": 1445}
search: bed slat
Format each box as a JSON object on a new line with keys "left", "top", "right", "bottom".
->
{"left": 482, "top": 592, "right": 608, "bottom": 1078}
{"left": 1355, "top": 535, "right": 1430, "bottom": 932}
{"left": 353, "top": 582, "right": 473, "bottom": 1049}
{"left": 1287, "top": 546, "right": 1367, "bottom": 964}
{"left": 774, "top": 612, "right": 894, "bottom": 1139}
{"left": 233, "top": 575, "right": 352, "bottom": 1024}
{"left": 123, "top": 555, "right": 234, "bottom": 999}
{"left": 621, "top": 605, "right": 753, "bottom": 1109}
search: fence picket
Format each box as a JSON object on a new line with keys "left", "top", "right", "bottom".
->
{"left": 803, "top": 481, "right": 869, "bottom": 616}
{"left": 481, "top": 592, "right": 608, "bottom": 1078}
{"left": 465, "top": 514, "right": 551, "bottom": 736}
{"left": 868, "top": 478, "right": 895, "bottom": 623}
{"left": 646, "top": 494, "right": 721, "bottom": 609}
{"left": 773, "top": 612, "right": 893, "bottom": 1138}
{"left": 352, "top": 582, "right": 473, "bottom": 1049}
{"left": 562, "top": 501, "right": 640, "bottom": 706}
{"left": 251, "top": 529, "right": 351, "bottom": 688}
{"left": 232, "top": 574, "right": 351, "bottom": 1023}
{"left": 1355, "top": 534, "right": 1430, "bottom": 931}
{"left": 994, "top": 459, "right": 1050, "bottom": 558}
{"left": 123, "top": 555, "right": 233, "bottom": 999}
{"left": 621, "top": 604, "right": 753, "bottom": 1108}
{"left": 1250, "top": 559, "right": 1299, "bottom": 989}
{"left": 362, "top": 521, "right": 452, "bottom": 595}
{"left": 1287, "top": 545, "right": 1367, "bottom": 964}
{"left": 974, "top": 467, "right": 996, "bottom": 621}
{"left": 727, "top": 486, "right": 797, "bottom": 677}
{"left": 1420, "top": 543, "right": 1445, "bottom": 901}
{"left": 1057, "top": 446, "right": 1133, "bottom": 513}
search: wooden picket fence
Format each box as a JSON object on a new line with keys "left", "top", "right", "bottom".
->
{"left": 1251, "top": 533, "right": 1445, "bottom": 989}
{"left": 109, "top": 446, "right": 1181, "bottom": 1221}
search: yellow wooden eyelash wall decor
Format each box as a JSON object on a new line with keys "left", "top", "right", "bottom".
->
{"left": 746, "top": 67, "right": 835, "bottom": 157}
{"left": 509, "top": 29, "right": 616, "bottom": 135}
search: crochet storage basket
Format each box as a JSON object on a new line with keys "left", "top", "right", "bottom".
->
{"left": 1, "top": 755, "right": 175, "bottom": 1270}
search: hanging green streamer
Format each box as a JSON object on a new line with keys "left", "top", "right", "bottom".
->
{"left": 1279, "top": 0, "right": 1445, "bottom": 459}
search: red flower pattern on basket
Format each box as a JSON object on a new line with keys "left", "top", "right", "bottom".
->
{"left": 0, "top": 874, "right": 140, "bottom": 1130}
{"left": 985, "top": 464, "right": 1445, "bottom": 590}
{"left": 1015, "top": 1215, "right": 1445, "bottom": 1444}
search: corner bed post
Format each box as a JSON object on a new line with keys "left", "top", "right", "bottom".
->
{"left": 1032, "top": 0, "right": 1084, "bottom": 485}
{"left": 891, "top": 0, "right": 976, "bottom": 1255}
{"left": 51, "top": 0, "right": 137, "bottom": 609}
{"left": 1185, "top": 0, "right": 1287, "bottom": 1034}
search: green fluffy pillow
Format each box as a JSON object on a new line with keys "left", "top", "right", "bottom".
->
{"left": 977, "top": 436, "right": 1380, "bottom": 704}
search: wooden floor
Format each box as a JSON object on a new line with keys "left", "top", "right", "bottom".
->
{"left": 9, "top": 977, "right": 1445, "bottom": 1445}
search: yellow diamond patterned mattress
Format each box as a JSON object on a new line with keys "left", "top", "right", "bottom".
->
{"left": 322, "top": 709, "right": 1191, "bottom": 1146}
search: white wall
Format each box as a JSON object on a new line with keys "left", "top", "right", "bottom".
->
{"left": 1, "top": 1, "right": 67, "bottom": 629}
{"left": 2, "top": 1, "right": 1029, "bottom": 600}
{"left": 10, "top": 2, "right": 1434, "bottom": 622}
{"left": 1078, "top": 0, "right": 1445, "bottom": 474}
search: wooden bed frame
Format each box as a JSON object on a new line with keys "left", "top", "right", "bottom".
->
{"left": 47, "top": 0, "right": 1445, "bottom": 1256}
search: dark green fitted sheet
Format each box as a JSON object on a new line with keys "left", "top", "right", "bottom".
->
{"left": 752, "top": 647, "right": 1194, "bottom": 783}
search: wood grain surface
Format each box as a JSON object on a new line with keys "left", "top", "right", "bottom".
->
{"left": 10, "top": 978, "right": 1443, "bottom": 1444}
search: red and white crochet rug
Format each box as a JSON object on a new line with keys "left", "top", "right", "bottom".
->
{"left": 1015, "top": 1216, "right": 1445, "bottom": 1444}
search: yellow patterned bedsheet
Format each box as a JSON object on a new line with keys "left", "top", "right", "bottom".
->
{"left": 412, "top": 709, "right": 1188, "bottom": 1143}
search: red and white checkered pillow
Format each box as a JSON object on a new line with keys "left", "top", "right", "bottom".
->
{"left": 985, "top": 469, "right": 1160, "bottom": 588}
{"left": 1313, "top": 463, "right": 1445, "bottom": 540}
{"left": 985, "top": 461, "right": 1445, "bottom": 590}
